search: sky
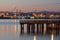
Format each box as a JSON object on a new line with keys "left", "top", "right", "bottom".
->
{"left": 0, "top": 0, "right": 60, "bottom": 12}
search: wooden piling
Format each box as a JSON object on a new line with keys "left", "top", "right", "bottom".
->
{"left": 42, "top": 24, "right": 44, "bottom": 33}
{"left": 27, "top": 24, "right": 30, "bottom": 34}
{"left": 31, "top": 24, "right": 35, "bottom": 34}
{"left": 37, "top": 24, "right": 38, "bottom": 33}
{"left": 20, "top": 24, "right": 24, "bottom": 34}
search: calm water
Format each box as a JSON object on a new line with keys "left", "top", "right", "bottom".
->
{"left": 0, "top": 19, "right": 60, "bottom": 40}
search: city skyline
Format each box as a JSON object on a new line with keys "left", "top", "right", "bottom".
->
{"left": 0, "top": 0, "right": 60, "bottom": 12}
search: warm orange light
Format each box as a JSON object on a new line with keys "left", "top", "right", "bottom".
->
{"left": 6, "top": 13, "right": 9, "bottom": 16}
{"left": 33, "top": 13, "right": 44, "bottom": 17}
{"left": 51, "top": 33, "right": 54, "bottom": 40}
{"left": 34, "top": 35, "right": 36, "bottom": 40}
{"left": 13, "top": 25, "right": 17, "bottom": 33}
{"left": 50, "top": 14, "right": 54, "bottom": 17}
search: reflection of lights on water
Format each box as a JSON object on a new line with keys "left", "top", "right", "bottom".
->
{"left": 13, "top": 25, "right": 17, "bottom": 33}
{"left": 44, "top": 24, "right": 46, "bottom": 35}
{"left": 51, "top": 33, "right": 54, "bottom": 40}
{"left": 52, "top": 24, "right": 54, "bottom": 28}
{"left": 34, "top": 35, "right": 36, "bottom": 40}
{"left": 13, "top": 19, "right": 17, "bottom": 33}
{"left": 18, "top": 24, "right": 20, "bottom": 31}
{"left": 6, "top": 26, "right": 9, "bottom": 32}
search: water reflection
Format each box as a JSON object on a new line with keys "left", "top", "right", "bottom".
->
{"left": 0, "top": 19, "right": 60, "bottom": 40}
{"left": 34, "top": 34, "right": 36, "bottom": 40}
{"left": 0, "top": 25, "right": 17, "bottom": 33}
{"left": 13, "top": 25, "right": 17, "bottom": 33}
{"left": 51, "top": 32, "right": 54, "bottom": 40}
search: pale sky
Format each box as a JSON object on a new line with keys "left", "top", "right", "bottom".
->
{"left": 0, "top": 0, "right": 60, "bottom": 12}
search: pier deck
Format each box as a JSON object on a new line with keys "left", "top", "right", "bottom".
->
{"left": 20, "top": 19, "right": 60, "bottom": 24}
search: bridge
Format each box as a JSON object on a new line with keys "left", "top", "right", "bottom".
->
{"left": 20, "top": 19, "right": 60, "bottom": 34}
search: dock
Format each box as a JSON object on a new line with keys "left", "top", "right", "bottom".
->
{"left": 20, "top": 19, "right": 60, "bottom": 34}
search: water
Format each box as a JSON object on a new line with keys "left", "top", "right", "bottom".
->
{"left": 0, "top": 19, "right": 60, "bottom": 40}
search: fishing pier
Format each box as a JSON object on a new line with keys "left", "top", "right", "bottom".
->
{"left": 20, "top": 19, "right": 60, "bottom": 34}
